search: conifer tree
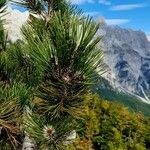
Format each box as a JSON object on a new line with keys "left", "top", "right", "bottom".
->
{"left": 0, "top": 0, "right": 105, "bottom": 149}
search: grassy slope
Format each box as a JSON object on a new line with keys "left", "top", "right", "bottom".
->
{"left": 93, "top": 76, "right": 150, "bottom": 116}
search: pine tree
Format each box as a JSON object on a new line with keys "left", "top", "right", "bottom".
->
{"left": 0, "top": 0, "right": 105, "bottom": 149}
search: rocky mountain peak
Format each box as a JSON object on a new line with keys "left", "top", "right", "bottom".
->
{"left": 99, "top": 24, "right": 150, "bottom": 102}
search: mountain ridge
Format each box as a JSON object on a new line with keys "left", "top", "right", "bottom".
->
{"left": 98, "top": 21, "right": 150, "bottom": 103}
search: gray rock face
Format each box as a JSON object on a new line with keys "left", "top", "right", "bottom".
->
{"left": 147, "top": 35, "right": 150, "bottom": 42}
{"left": 3, "top": 7, "right": 29, "bottom": 42}
{"left": 99, "top": 24, "right": 150, "bottom": 100}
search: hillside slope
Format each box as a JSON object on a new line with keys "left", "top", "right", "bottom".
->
{"left": 93, "top": 76, "right": 150, "bottom": 116}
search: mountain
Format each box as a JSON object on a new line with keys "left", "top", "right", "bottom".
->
{"left": 147, "top": 35, "right": 150, "bottom": 42}
{"left": 97, "top": 18, "right": 150, "bottom": 104}
{"left": 93, "top": 76, "right": 150, "bottom": 116}
{"left": 3, "top": 7, "right": 29, "bottom": 43}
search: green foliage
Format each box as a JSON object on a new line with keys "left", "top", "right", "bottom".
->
{"left": 14, "top": 0, "right": 68, "bottom": 26}
{"left": 0, "top": 90, "right": 23, "bottom": 149}
{"left": 0, "top": 15, "right": 9, "bottom": 83}
{"left": 0, "top": 0, "right": 7, "bottom": 14}
{"left": 23, "top": 107, "right": 77, "bottom": 150}
{"left": 0, "top": 0, "right": 105, "bottom": 149}
{"left": 73, "top": 95, "right": 150, "bottom": 150}
{"left": 0, "top": 20, "right": 7, "bottom": 52}
{"left": 18, "top": 5, "right": 105, "bottom": 121}
{"left": 14, "top": 0, "right": 67, "bottom": 14}
{"left": 93, "top": 76, "right": 150, "bottom": 116}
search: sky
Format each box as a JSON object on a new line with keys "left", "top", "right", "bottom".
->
{"left": 11, "top": 0, "right": 150, "bottom": 36}
{"left": 69, "top": 0, "right": 150, "bottom": 35}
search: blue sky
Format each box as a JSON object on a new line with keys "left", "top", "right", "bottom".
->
{"left": 11, "top": 0, "right": 150, "bottom": 35}
{"left": 70, "top": 0, "right": 150, "bottom": 34}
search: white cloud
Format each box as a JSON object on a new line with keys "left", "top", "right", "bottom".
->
{"left": 69, "top": 0, "right": 94, "bottom": 5}
{"left": 110, "top": 3, "right": 145, "bottom": 11}
{"left": 105, "top": 19, "right": 130, "bottom": 25}
{"left": 84, "top": 11, "right": 100, "bottom": 16}
{"left": 99, "top": 0, "right": 111, "bottom": 6}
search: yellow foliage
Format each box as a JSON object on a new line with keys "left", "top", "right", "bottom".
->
{"left": 72, "top": 94, "right": 150, "bottom": 150}
{"left": 66, "top": 138, "right": 94, "bottom": 150}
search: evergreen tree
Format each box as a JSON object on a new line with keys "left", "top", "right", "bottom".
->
{"left": 0, "top": 0, "right": 105, "bottom": 149}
